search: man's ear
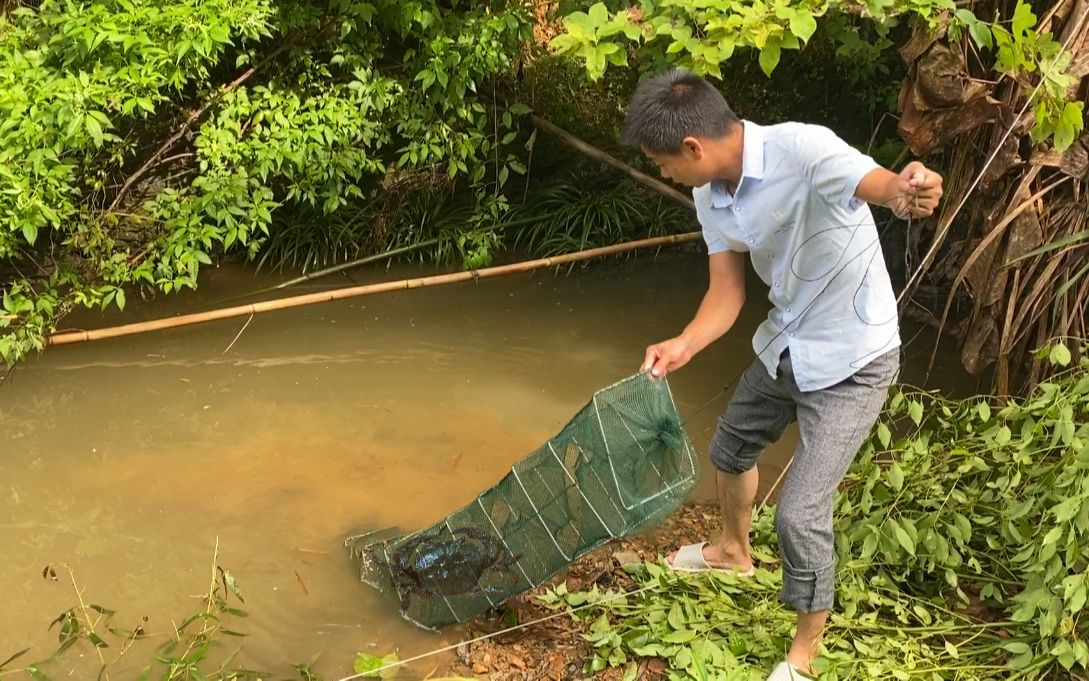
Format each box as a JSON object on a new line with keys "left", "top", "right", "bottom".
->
{"left": 681, "top": 136, "right": 705, "bottom": 160}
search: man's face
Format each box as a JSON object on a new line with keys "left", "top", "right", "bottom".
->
{"left": 643, "top": 140, "right": 712, "bottom": 188}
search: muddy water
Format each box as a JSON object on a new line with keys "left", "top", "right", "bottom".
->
{"left": 0, "top": 252, "right": 966, "bottom": 678}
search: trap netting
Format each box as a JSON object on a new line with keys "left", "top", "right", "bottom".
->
{"left": 345, "top": 371, "right": 700, "bottom": 630}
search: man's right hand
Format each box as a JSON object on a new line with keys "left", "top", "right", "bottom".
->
{"left": 641, "top": 336, "right": 694, "bottom": 378}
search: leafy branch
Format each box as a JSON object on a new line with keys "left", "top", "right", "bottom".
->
{"left": 547, "top": 339, "right": 1089, "bottom": 679}
{"left": 550, "top": 0, "right": 1084, "bottom": 150}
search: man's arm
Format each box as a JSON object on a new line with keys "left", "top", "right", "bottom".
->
{"left": 642, "top": 250, "right": 746, "bottom": 377}
{"left": 855, "top": 161, "right": 944, "bottom": 218}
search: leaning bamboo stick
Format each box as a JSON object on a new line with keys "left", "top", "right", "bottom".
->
{"left": 531, "top": 115, "right": 695, "bottom": 210}
{"left": 199, "top": 214, "right": 552, "bottom": 310}
{"left": 47, "top": 232, "right": 702, "bottom": 347}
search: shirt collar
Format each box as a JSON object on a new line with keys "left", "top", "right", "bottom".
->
{"left": 709, "top": 120, "right": 764, "bottom": 209}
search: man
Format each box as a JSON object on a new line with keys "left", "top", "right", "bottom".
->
{"left": 622, "top": 68, "right": 943, "bottom": 679}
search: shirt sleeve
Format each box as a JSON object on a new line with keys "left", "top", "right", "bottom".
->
{"left": 790, "top": 124, "right": 880, "bottom": 211}
{"left": 702, "top": 227, "right": 729, "bottom": 255}
{"left": 692, "top": 185, "right": 735, "bottom": 255}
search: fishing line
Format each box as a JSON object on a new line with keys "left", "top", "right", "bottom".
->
{"left": 336, "top": 17, "right": 1089, "bottom": 670}
{"left": 680, "top": 205, "right": 909, "bottom": 430}
{"left": 896, "top": 1, "right": 1089, "bottom": 307}
{"left": 335, "top": 580, "right": 668, "bottom": 681}
{"left": 335, "top": 186, "right": 932, "bottom": 679}
{"left": 732, "top": 6, "right": 1089, "bottom": 503}
{"left": 334, "top": 195, "right": 919, "bottom": 681}
{"left": 744, "top": 6, "right": 1089, "bottom": 515}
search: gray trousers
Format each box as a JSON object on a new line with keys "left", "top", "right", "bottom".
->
{"left": 710, "top": 348, "right": 899, "bottom": 613}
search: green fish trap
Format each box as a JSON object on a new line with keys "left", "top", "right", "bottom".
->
{"left": 346, "top": 372, "right": 700, "bottom": 630}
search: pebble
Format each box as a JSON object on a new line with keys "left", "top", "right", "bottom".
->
{"left": 612, "top": 550, "right": 642, "bottom": 567}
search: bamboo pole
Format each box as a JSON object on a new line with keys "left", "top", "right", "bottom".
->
{"left": 198, "top": 238, "right": 444, "bottom": 310}
{"left": 531, "top": 115, "right": 695, "bottom": 210}
{"left": 198, "top": 214, "right": 552, "bottom": 310}
{"left": 46, "top": 232, "right": 702, "bottom": 347}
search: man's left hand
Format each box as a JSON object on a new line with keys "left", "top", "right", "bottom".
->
{"left": 895, "top": 161, "right": 943, "bottom": 218}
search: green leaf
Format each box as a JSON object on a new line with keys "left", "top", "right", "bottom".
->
{"left": 662, "top": 629, "right": 697, "bottom": 643}
{"left": 977, "top": 402, "right": 991, "bottom": 422}
{"left": 85, "top": 115, "right": 104, "bottom": 147}
{"left": 563, "top": 11, "right": 595, "bottom": 39}
{"left": 889, "top": 391, "right": 904, "bottom": 412}
{"left": 1062, "top": 102, "right": 1084, "bottom": 133}
{"left": 956, "top": 9, "right": 993, "bottom": 48}
{"left": 758, "top": 43, "right": 781, "bottom": 76}
{"left": 953, "top": 512, "right": 972, "bottom": 543}
{"left": 945, "top": 640, "right": 959, "bottom": 658}
{"left": 1055, "top": 120, "right": 1076, "bottom": 152}
{"left": 1012, "top": 229, "right": 1089, "bottom": 263}
{"left": 588, "top": 2, "right": 609, "bottom": 28}
{"left": 667, "top": 602, "right": 685, "bottom": 630}
{"left": 1052, "top": 102, "right": 1082, "bottom": 151}
{"left": 1054, "top": 640, "right": 1076, "bottom": 669}
{"left": 910, "top": 603, "right": 933, "bottom": 625}
{"left": 887, "top": 462, "right": 904, "bottom": 491}
{"left": 788, "top": 10, "right": 817, "bottom": 43}
{"left": 1069, "top": 581, "right": 1086, "bottom": 613}
{"left": 877, "top": 422, "right": 891, "bottom": 448}
{"left": 586, "top": 44, "right": 608, "bottom": 79}
{"left": 908, "top": 399, "right": 924, "bottom": 425}
{"left": 1050, "top": 343, "right": 1072, "bottom": 367}
{"left": 27, "top": 665, "right": 50, "bottom": 681}
{"left": 549, "top": 33, "right": 580, "bottom": 53}
{"left": 115, "top": 288, "right": 126, "bottom": 311}
{"left": 21, "top": 221, "right": 39, "bottom": 245}
{"left": 889, "top": 519, "right": 915, "bottom": 556}
{"left": 353, "top": 652, "right": 398, "bottom": 678}
{"left": 861, "top": 529, "right": 879, "bottom": 559}
{"left": 1012, "top": 1, "right": 1036, "bottom": 36}
{"left": 1042, "top": 526, "right": 1064, "bottom": 545}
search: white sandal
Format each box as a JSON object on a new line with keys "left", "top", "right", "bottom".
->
{"left": 767, "top": 661, "right": 809, "bottom": 680}
{"left": 665, "top": 542, "right": 756, "bottom": 576}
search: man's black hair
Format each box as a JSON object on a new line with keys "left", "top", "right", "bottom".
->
{"left": 619, "top": 68, "right": 740, "bottom": 153}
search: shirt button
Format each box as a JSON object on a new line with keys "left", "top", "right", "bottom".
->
{"left": 748, "top": 238, "right": 755, "bottom": 245}
{"left": 789, "top": 332, "right": 796, "bottom": 338}
{"left": 786, "top": 307, "right": 792, "bottom": 313}
{"left": 734, "top": 206, "right": 741, "bottom": 213}
{"left": 774, "top": 282, "right": 781, "bottom": 289}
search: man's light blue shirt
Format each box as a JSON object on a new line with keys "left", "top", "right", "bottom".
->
{"left": 692, "top": 120, "right": 901, "bottom": 392}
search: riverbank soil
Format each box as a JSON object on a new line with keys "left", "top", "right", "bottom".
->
{"left": 441, "top": 501, "right": 726, "bottom": 680}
